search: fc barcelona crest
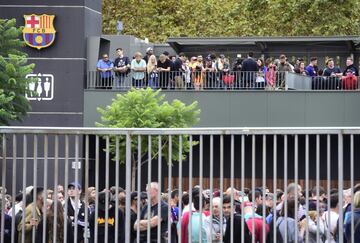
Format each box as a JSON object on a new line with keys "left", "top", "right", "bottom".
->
{"left": 23, "top": 14, "right": 56, "bottom": 50}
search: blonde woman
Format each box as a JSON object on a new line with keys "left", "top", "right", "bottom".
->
{"left": 147, "top": 55, "right": 158, "bottom": 88}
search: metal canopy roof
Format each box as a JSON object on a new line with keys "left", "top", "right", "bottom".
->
{"left": 167, "top": 36, "right": 360, "bottom": 52}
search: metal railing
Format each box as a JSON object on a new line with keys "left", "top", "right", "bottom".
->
{"left": 0, "top": 127, "right": 360, "bottom": 243}
{"left": 87, "top": 70, "right": 289, "bottom": 90}
{"left": 87, "top": 70, "right": 360, "bottom": 91}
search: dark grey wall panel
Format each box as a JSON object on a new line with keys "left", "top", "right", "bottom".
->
{"left": 84, "top": 91, "right": 360, "bottom": 127}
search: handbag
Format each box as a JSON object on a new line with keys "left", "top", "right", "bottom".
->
{"left": 223, "top": 74, "right": 235, "bottom": 85}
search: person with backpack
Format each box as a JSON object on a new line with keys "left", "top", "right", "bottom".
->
{"left": 275, "top": 199, "right": 305, "bottom": 243}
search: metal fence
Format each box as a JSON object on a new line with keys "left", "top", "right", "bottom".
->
{"left": 86, "top": 70, "right": 360, "bottom": 91}
{"left": 87, "top": 71, "right": 288, "bottom": 90}
{"left": 1, "top": 127, "right": 360, "bottom": 243}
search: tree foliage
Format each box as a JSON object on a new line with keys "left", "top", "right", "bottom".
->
{"left": 96, "top": 88, "right": 200, "bottom": 189}
{"left": 0, "top": 19, "right": 35, "bottom": 126}
{"left": 102, "top": 0, "right": 360, "bottom": 43}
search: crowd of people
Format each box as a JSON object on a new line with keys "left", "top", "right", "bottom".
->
{"left": 96, "top": 48, "right": 359, "bottom": 90}
{"left": 1, "top": 181, "right": 360, "bottom": 243}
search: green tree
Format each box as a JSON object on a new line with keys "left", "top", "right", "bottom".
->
{"left": 96, "top": 88, "right": 200, "bottom": 189}
{"left": 102, "top": 0, "right": 360, "bottom": 43}
{"left": 0, "top": 19, "right": 35, "bottom": 126}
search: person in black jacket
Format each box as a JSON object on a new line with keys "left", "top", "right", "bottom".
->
{"left": 224, "top": 213, "right": 253, "bottom": 243}
{"left": 343, "top": 57, "right": 359, "bottom": 76}
{"left": 241, "top": 52, "right": 258, "bottom": 88}
{"left": 89, "top": 191, "right": 125, "bottom": 243}
{"left": 66, "top": 182, "right": 88, "bottom": 242}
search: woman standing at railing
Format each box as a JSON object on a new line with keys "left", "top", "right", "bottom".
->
{"left": 147, "top": 55, "right": 159, "bottom": 89}
{"left": 256, "top": 58, "right": 266, "bottom": 89}
{"left": 35, "top": 200, "right": 73, "bottom": 243}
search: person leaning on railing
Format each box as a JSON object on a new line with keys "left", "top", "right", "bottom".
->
{"left": 113, "top": 48, "right": 131, "bottom": 89}
{"left": 131, "top": 52, "right": 147, "bottom": 88}
{"left": 96, "top": 54, "right": 114, "bottom": 89}
{"left": 172, "top": 53, "right": 186, "bottom": 89}
{"left": 157, "top": 54, "right": 172, "bottom": 89}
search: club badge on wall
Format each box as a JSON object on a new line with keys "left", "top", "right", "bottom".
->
{"left": 23, "top": 14, "right": 56, "bottom": 50}
{"left": 26, "top": 73, "right": 54, "bottom": 101}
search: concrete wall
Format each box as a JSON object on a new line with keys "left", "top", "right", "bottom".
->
{"left": 84, "top": 90, "right": 360, "bottom": 127}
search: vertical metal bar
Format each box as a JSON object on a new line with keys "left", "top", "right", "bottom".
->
{"left": 188, "top": 135, "right": 193, "bottom": 243}
{"left": 115, "top": 136, "right": 120, "bottom": 243}
{"left": 167, "top": 135, "right": 172, "bottom": 243}
{"left": 147, "top": 135, "right": 152, "bottom": 243}
{"left": 350, "top": 134, "right": 354, "bottom": 243}
{"left": 230, "top": 135, "right": 235, "bottom": 243}
{"left": 11, "top": 134, "right": 17, "bottom": 243}
{"left": 262, "top": 135, "right": 266, "bottom": 243}
{"left": 338, "top": 133, "right": 344, "bottom": 243}
{"left": 326, "top": 135, "right": 331, "bottom": 242}
{"left": 220, "top": 135, "right": 224, "bottom": 243}
{"left": 94, "top": 135, "right": 99, "bottom": 242}
{"left": 53, "top": 135, "right": 59, "bottom": 243}
{"left": 74, "top": 135, "right": 79, "bottom": 243}
{"left": 294, "top": 135, "right": 299, "bottom": 243}
{"left": 209, "top": 135, "right": 214, "bottom": 243}
{"left": 251, "top": 135, "right": 255, "bottom": 243}
{"left": 199, "top": 135, "right": 203, "bottom": 243}
{"left": 31, "top": 135, "right": 38, "bottom": 243}
{"left": 64, "top": 135, "right": 69, "bottom": 243}
{"left": 273, "top": 135, "right": 277, "bottom": 243}
{"left": 1, "top": 135, "right": 6, "bottom": 243}
{"left": 21, "top": 134, "right": 27, "bottom": 243}
{"left": 136, "top": 135, "right": 141, "bottom": 243}
{"left": 305, "top": 134, "right": 309, "bottom": 242}
{"left": 157, "top": 135, "right": 162, "bottom": 243}
{"left": 125, "top": 133, "right": 132, "bottom": 243}
{"left": 105, "top": 136, "right": 110, "bottom": 243}
{"left": 241, "top": 135, "right": 245, "bottom": 243}
{"left": 284, "top": 135, "right": 288, "bottom": 242}
{"left": 178, "top": 135, "right": 183, "bottom": 243}
{"left": 84, "top": 135, "right": 89, "bottom": 243}
{"left": 316, "top": 134, "right": 320, "bottom": 243}
{"left": 42, "top": 135, "right": 48, "bottom": 243}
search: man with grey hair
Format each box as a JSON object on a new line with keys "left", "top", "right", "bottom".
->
{"left": 134, "top": 182, "right": 169, "bottom": 243}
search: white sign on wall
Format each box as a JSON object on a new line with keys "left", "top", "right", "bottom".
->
{"left": 26, "top": 73, "right": 54, "bottom": 101}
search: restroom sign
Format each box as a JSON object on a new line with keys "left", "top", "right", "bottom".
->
{"left": 26, "top": 73, "right": 54, "bottom": 101}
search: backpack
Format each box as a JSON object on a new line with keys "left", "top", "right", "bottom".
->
{"left": 266, "top": 214, "right": 284, "bottom": 243}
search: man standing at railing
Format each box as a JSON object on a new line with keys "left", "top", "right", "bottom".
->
{"left": 305, "top": 57, "right": 318, "bottom": 77}
{"left": 114, "top": 48, "right": 130, "bottom": 89}
{"left": 241, "top": 52, "right": 258, "bottom": 89}
{"left": 173, "top": 53, "right": 186, "bottom": 89}
{"left": 97, "top": 54, "right": 114, "bottom": 89}
{"left": 131, "top": 52, "right": 147, "bottom": 88}
{"left": 277, "top": 54, "right": 294, "bottom": 89}
{"left": 134, "top": 182, "right": 169, "bottom": 243}
{"left": 17, "top": 187, "right": 45, "bottom": 243}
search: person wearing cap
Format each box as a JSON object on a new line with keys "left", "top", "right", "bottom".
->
{"left": 134, "top": 182, "right": 168, "bottom": 243}
{"left": 17, "top": 187, "right": 45, "bottom": 243}
{"left": 130, "top": 191, "right": 140, "bottom": 243}
{"left": 89, "top": 191, "right": 125, "bottom": 243}
{"left": 143, "top": 47, "right": 154, "bottom": 64}
{"left": 67, "top": 182, "right": 88, "bottom": 242}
